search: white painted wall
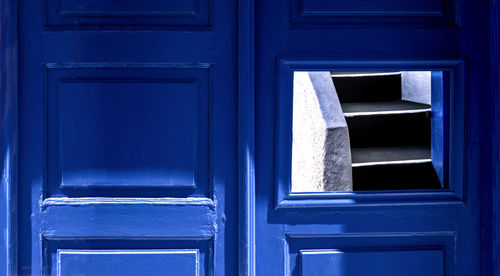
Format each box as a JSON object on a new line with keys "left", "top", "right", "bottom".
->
{"left": 292, "top": 72, "right": 353, "bottom": 192}
{"left": 291, "top": 71, "right": 431, "bottom": 192}
{"left": 401, "top": 71, "right": 431, "bottom": 105}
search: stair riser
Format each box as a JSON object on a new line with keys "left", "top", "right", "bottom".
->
{"left": 332, "top": 74, "right": 402, "bottom": 103}
{"left": 352, "top": 162, "right": 442, "bottom": 191}
{"left": 346, "top": 112, "right": 431, "bottom": 148}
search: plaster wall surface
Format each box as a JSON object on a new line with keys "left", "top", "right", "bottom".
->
{"left": 292, "top": 72, "right": 353, "bottom": 192}
{"left": 402, "top": 71, "right": 432, "bottom": 105}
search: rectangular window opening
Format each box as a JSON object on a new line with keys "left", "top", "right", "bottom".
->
{"left": 291, "top": 71, "right": 449, "bottom": 192}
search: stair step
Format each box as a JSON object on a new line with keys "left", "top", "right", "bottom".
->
{"left": 330, "top": 73, "right": 440, "bottom": 191}
{"left": 351, "top": 146, "right": 430, "bottom": 165}
{"left": 352, "top": 162, "right": 442, "bottom": 191}
{"left": 345, "top": 111, "right": 431, "bottom": 148}
{"left": 341, "top": 100, "right": 430, "bottom": 116}
{"left": 331, "top": 71, "right": 399, "bottom": 76}
{"left": 332, "top": 73, "right": 402, "bottom": 103}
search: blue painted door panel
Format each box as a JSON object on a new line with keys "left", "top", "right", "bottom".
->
{"left": 45, "top": 67, "right": 211, "bottom": 198}
{"left": 56, "top": 250, "right": 199, "bottom": 276}
{"left": 57, "top": 81, "right": 199, "bottom": 188}
{"left": 301, "top": 249, "right": 443, "bottom": 276}
{"left": 255, "top": 0, "right": 488, "bottom": 275}
{"left": 17, "top": 0, "right": 237, "bottom": 274}
{"left": 45, "top": 0, "right": 210, "bottom": 26}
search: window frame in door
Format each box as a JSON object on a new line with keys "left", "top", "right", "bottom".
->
{"left": 275, "top": 57, "right": 466, "bottom": 209}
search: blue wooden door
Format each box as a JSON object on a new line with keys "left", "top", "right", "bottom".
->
{"left": 3, "top": 0, "right": 494, "bottom": 274}
{"left": 16, "top": 0, "right": 238, "bottom": 275}
{"left": 254, "top": 0, "right": 490, "bottom": 275}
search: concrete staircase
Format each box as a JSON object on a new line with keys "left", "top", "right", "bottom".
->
{"left": 332, "top": 72, "right": 442, "bottom": 190}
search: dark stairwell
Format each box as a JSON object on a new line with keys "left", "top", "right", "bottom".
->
{"left": 331, "top": 72, "right": 442, "bottom": 191}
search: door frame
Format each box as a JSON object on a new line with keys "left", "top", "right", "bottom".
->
{"left": 490, "top": 0, "right": 500, "bottom": 274}
{"left": 0, "top": 0, "right": 18, "bottom": 274}
{"left": 237, "top": 0, "right": 256, "bottom": 274}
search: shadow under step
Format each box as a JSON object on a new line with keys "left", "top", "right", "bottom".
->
{"left": 352, "top": 162, "right": 442, "bottom": 191}
{"left": 351, "top": 146, "right": 430, "bottom": 164}
{"left": 345, "top": 107, "right": 431, "bottom": 148}
{"left": 332, "top": 73, "right": 402, "bottom": 103}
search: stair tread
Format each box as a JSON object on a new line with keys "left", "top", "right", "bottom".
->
{"left": 331, "top": 71, "right": 400, "bottom": 76}
{"left": 351, "top": 146, "right": 431, "bottom": 164}
{"left": 341, "top": 100, "right": 430, "bottom": 114}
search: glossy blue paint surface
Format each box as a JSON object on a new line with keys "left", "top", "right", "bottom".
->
{"left": 45, "top": 67, "right": 211, "bottom": 198}
{"left": 14, "top": 0, "right": 238, "bottom": 274}
{"left": 286, "top": 232, "right": 456, "bottom": 275}
{"left": 57, "top": 250, "right": 199, "bottom": 276}
{"left": 490, "top": 1, "right": 500, "bottom": 274}
{"left": 45, "top": 0, "right": 210, "bottom": 26}
{"left": 57, "top": 81, "right": 199, "bottom": 188}
{"left": 0, "top": 0, "right": 18, "bottom": 274}
{"left": 0, "top": 0, "right": 498, "bottom": 275}
{"left": 275, "top": 59, "right": 463, "bottom": 208}
{"left": 289, "top": 0, "right": 456, "bottom": 25}
{"left": 255, "top": 0, "right": 490, "bottom": 275}
{"left": 237, "top": 0, "right": 256, "bottom": 273}
{"left": 431, "top": 71, "right": 449, "bottom": 187}
{"left": 301, "top": 249, "right": 443, "bottom": 276}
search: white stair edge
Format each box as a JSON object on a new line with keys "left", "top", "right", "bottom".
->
{"left": 331, "top": 72, "right": 402, "bottom": 77}
{"left": 352, "top": 158, "right": 432, "bottom": 167}
{"left": 344, "top": 108, "right": 431, "bottom": 117}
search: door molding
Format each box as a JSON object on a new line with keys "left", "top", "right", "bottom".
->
{"left": 0, "top": 0, "right": 18, "bottom": 274}
{"left": 237, "top": 0, "right": 256, "bottom": 275}
{"left": 490, "top": 0, "right": 500, "bottom": 274}
{"left": 274, "top": 57, "right": 465, "bottom": 209}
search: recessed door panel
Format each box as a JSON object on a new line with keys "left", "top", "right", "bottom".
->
{"left": 57, "top": 250, "right": 199, "bottom": 276}
{"left": 17, "top": 0, "right": 236, "bottom": 273}
{"left": 57, "top": 81, "right": 198, "bottom": 189}
{"left": 301, "top": 249, "right": 443, "bottom": 276}
{"left": 45, "top": 0, "right": 211, "bottom": 27}
{"left": 255, "top": 0, "right": 483, "bottom": 274}
{"left": 300, "top": 0, "right": 443, "bottom": 15}
{"left": 45, "top": 67, "right": 211, "bottom": 197}
{"left": 289, "top": 0, "right": 457, "bottom": 25}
